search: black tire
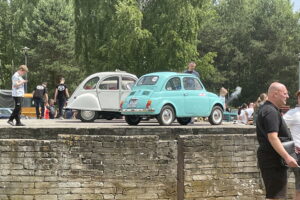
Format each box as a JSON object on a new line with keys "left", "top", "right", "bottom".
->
{"left": 125, "top": 115, "right": 141, "bottom": 125}
{"left": 79, "top": 110, "right": 98, "bottom": 122}
{"left": 157, "top": 105, "right": 175, "bottom": 126}
{"left": 177, "top": 117, "right": 192, "bottom": 125}
{"left": 208, "top": 106, "right": 223, "bottom": 125}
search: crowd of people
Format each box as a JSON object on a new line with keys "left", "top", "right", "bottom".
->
{"left": 234, "top": 93, "right": 268, "bottom": 125}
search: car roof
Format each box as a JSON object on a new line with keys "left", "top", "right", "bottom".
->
{"left": 142, "top": 72, "right": 196, "bottom": 78}
{"left": 84, "top": 71, "right": 137, "bottom": 80}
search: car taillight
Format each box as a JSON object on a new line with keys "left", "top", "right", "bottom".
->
{"left": 120, "top": 101, "right": 124, "bottom": 109}
{"left": 146, "top": 100, "right": 152, "bottom": 108}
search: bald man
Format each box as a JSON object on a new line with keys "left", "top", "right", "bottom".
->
{"left": 256, "top": 82, "right": 298, "bottom": 200}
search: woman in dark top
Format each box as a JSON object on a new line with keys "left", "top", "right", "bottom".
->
{"left": 54, "top": 77, "right": 69, "bottom": 119}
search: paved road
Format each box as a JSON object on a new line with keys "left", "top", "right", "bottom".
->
{"left": 0, "top": 118, "right": 253, "bottom": 129}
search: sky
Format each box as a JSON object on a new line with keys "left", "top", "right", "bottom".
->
{"left": 291, "top": 0, "right": 300, "bottom": 12}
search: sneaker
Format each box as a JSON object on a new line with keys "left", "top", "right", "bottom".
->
{"left": 7, "top": 120, "right": 14, "bottom": 126}
{"left": 15, "top": 123, "right": 25, "bottom": 126}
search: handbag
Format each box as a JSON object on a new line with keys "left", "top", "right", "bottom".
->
{"left": 281, "top": 140, "right": 297, "bottom": 166}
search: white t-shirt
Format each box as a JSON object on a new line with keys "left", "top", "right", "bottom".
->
{"left": 283, "top": 107, "right": 300, "bottom": 148}
{"left": 245, "top": 107, "right": 254, "bottom": 120}
{"left": 11, "top": 72, "right": 25, "bottom": 97}
{"left": 239, "top": 109, "right": 248, "bottom": 124}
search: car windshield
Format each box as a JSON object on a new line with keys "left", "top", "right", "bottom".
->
{"left": 137, "top": 76, "right": 159, "bottom": 86}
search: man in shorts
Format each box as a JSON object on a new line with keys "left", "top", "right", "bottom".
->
{"left": 256, "top": 82, "right": 298, "bottom": 199}
{"left": 283, "top": 90, "right": 300, "bottom": 199}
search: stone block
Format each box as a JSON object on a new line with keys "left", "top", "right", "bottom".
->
{"left": 35, "top": 195, "right": 57, "bottom": 200}
{"left": 58, "top": 182, "right": 81, "bottom": 188}
{"left": 10, "top": 195, "right": 33, "bottom": 200}
{"left": 24, "top": 188, "right": 47, "bottom": 195}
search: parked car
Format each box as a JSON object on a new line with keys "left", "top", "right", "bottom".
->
{"left": 66, "top": 71, "right": 138, "bottom": 122}
{"left": 121, "top": 72, "right": 224, "bottom": 126}
{"left": 0, "top": 108, "right": 13, "bottom": 119}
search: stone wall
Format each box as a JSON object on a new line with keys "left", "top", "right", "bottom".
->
{"left": 0, "top": 127, "right": 295, "bottom": 199}
{"left": 0, "top": 134, "right": 177, "bottom": 200}
{"left": 179, "top": 134, "right": 264, "bottom": 200}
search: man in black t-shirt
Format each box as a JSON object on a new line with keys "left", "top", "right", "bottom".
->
{"left": 32, "top": 82, "right": 48, "bottom": 119}
{"left": 54, "top": 77, "right": 69, "bottom": 119}
{"left": 256, "top": 82, "right": 298, "bottom": 199}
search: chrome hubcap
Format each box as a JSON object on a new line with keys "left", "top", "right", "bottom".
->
{"left": 162, "top": 109, "right": 173, "bottom": 124}
{"left": 81, "top": 110, "right": 95, "bottom": 120}
{"left": 213, "top": 109, "right": 222, "bottom": 123}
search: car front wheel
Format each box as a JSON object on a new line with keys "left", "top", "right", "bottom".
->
{"left": 79, "top": 110, "right": 98, "bottom": 122}
{"left": 157, "top": 105, "right": 175, "bottom": 126}
{"left": 208, "top": 106, "right": 223, "bottom": 125}
{"left": 177, "top": 117, "right": 192, "bottom": 125}
{"left": 125, "top": 115, "right": 141, "bottom": 125}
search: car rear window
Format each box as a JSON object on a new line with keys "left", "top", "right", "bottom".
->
{"left": 137, "top": 76, "right": 159, "bottom": 86}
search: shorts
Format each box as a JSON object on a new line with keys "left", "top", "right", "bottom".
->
{"left": 260, "top": 167, "right": 288, "bottom": 199}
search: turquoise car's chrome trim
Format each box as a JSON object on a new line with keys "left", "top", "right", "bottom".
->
{"left": 122, "top": 108, "right": 155, "bottom": 113}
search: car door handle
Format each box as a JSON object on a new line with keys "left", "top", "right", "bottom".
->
{"left": 183, "top": 93, "right": 188, "bottom": 96}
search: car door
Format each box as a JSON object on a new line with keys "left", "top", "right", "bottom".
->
{"left": 163, "top": 77, "right": 184, "bottom": 114}
{"left": 120, "top": 76, "right": 137, "bottom": 102}
{"left": 183, "top": 77, "right": 210, "bottom": 116}
{"left": 97, "top": 76, "right": 120, "bottom": 111}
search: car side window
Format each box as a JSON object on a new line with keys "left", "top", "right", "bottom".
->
{"left": 165, "top": 77, "right": 181, "bottom": 91}
{"left": 83, "top": 77, "right": 99, "bottom": 90}
{"left": 99, "top": 76, "right": 119, "bottom": 90}
{"left": 122, "top": 77, "right": 136, "bottom": 90}
{"left": 183, "top": 77, "right": 203, "bottom": 90}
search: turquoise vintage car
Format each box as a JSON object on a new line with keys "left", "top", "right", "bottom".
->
{"left": 121, "top": 72, "right": 224, "bottom": 125}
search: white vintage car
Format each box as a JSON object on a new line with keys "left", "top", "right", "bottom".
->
{"left": 66, "top": 71, "right": 138, "bottom": 122}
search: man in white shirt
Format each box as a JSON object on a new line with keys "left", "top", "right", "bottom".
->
{"left": 7, "top": 65, "right": 28, "bottom": 126}
{"left": 283, "top": 90, "right": 300, "bottom": 200}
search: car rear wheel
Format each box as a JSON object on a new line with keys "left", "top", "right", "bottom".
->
{"left": 79, "top": 110, "right": 98, "bottom": 122}
{"left": 157, "top": 105, "right": 175, "bottom": 126}
{"left": 177, "top": 117, "right": 192, "bottom": 125}
{"left": 125, "top": 115, "right": 141, "bottom": 125}
{"left": 208, "top": 106, "right": 223, "bottom": 125}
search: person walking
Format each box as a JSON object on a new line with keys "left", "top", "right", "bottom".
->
{"left": 7, "top": 65, "right": 28, "bottom": 126}
{"left": 54, "top": 77, "right": 69, "bottom": 119}
{"left": 283, "top": 90, "right": 300, "bottom": 200}
{"left": 32, "top": 82, "right": 48, "bottom": 119}
{"left": 256, "top": 82, "right": 298, "bottom": 200}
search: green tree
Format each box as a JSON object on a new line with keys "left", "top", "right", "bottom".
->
{"left": 74, "top": 0, "right": 221, "bottom": 81}
{"left": 19, "top": 0, "right": 80, "bottom": 95}
{"left": 199, "top": 0, "right": 300, "bottom": 105}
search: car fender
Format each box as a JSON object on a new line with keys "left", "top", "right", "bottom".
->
{"left": 155, "top": 99, "right": 178, "bottom": 115}
{"left": 209, "top": 101, "right": 224, "bottom": 112}
{"left": 67, "top": 93, "right": 101, "bottom": 111}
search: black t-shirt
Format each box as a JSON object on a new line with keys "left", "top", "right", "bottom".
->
{"left": 256, "top": 101, "right": 291, "bottom": 168}
{"left": 56, "top": 84, "right": 68, "bottom": 100}
{"left": 33, "top": 85, "right": 47, "bottom": 99}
